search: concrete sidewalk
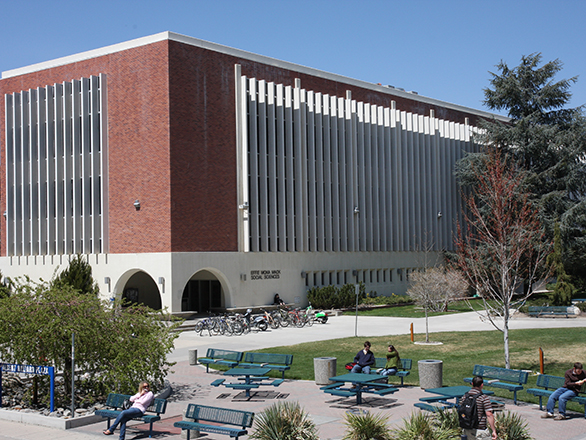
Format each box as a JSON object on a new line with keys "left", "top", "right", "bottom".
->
{"left": 1, "top": 312, "right": 586, "bottom": 440}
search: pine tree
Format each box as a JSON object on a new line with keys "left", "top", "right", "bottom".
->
{"left": 52, "top": 254, "right": 100, "bottom": 295}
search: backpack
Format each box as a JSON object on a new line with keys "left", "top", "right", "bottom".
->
{"left": 458, "top": 391, "right": 480, "bottom": 429}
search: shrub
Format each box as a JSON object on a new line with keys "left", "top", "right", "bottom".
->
{"left": 342, "top": 410, "right": 392, "bottom": 440}
{"left": 391, "top": 411, "right": 460, "bottom": 440}
{"left": 307, "top": 283, "right": 368, "bottom": 309}
{"left": 250, "top": 401, "right": 318, "bottom": 440}
{"left": 495, "top": 411, "right": 533, "bottom": 440}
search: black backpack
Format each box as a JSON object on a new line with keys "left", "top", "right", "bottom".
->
{"left": 458, "top": 391, "right": 480, "bottom": 429}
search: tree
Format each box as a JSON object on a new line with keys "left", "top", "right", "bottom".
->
{"left": 51, "top": 254, "right": 100, "bottom": 295}
{"left": 0, "top": 276, "right": 181, "bottom": 407}
{"left": 455, "top": 150, "right": 551, "bottom": 368}
{"left": 407, "top": 268, "right": 468, "bottom": 343}
{"left": 547, "top": 223, "right": 575, "bottom": 305}
{"left": 477, "top": 53, "right": 586, "bottom": 289}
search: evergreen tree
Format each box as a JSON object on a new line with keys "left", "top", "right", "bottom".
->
{"left": 460, "top": 53, "right": 586, "bottom": 289}
{"left": 547, "top": 223, "right": 574, "bottom": 305}
{"left": 52, "top": 254, "right": 100, "bottom": 295}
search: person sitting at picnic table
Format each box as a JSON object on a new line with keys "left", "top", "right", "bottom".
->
{"left": 103, "top": 381, "right": 154, "bottom": 439}
{"left": 378, "top": 344, "right": 400, "bottom": 376}
{"left": 351, "top": 341, "right": 375, "bottom": 374}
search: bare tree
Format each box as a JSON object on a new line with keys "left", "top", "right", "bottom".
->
{"left": 455, "top": 150, "right": 551, "bottom": 368}
{"left": 407, "top": 268, "right": 468, "bottom": 343}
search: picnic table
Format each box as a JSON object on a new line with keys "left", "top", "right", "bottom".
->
{"left": 211, "top": 367, "right": 283, "bottom": 398}
{"left": 415, "top": 385, "right": 496, "bottom": 412}
{"left": 322, "top": 372, "right": 398, "bottom": 404}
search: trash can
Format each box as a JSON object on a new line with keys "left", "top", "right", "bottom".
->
{"left": 188, "top": 349, "right": 198, "bottom": 365}
{"left": 314, "top": 357, "right": 337, "bottom": 385}
{"left": 418, "top": 359, "right": 443, "bottom": 389}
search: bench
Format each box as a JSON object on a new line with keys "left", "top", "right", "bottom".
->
{"left": 199, "top": 348, "right": 243, "bottom": 373}
{"left": 238, "top": 352, "right": 294, "bottom": 379}
{"left": 464, "top": 365, "right": 529, "bottom": 404}
{"left": 528, "top": 306, "right": 575, "bottom": 318}
{"left": 173, "top": 403, "right": 254, "bottom": 439}
{"left": 95, "top": 393, "right": 167, "bottom": 438}
{"left": 369, "top": 358, "right": 412, "bottom": 385}
{"left": 527, "top": 374, "right": 586, "bottom": 417}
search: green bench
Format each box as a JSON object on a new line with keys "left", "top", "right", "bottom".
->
{"left": 464, "top": 365, "right": 528, "bottom": 404}
{"left": 174, "top": 403, "right": 254, "bottom": 439}
{"left": 369, "top": 358, "right": 412, "bottom": 385}
{"left": 238, "top": 352, "right": 294, "bottom": 379}
{"left": 527, "top": 374, "right": 586, "bottom": 417}
{"left": 94, "top": 393, "right": 167, "bottom": 438}
{"left": 528, "top": 306, "right": 575, "bottom": 318}
{"left": 199, "top": 348, "right": 243, "bottom": 372}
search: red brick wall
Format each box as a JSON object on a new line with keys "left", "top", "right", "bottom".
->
{"left": 0, "top": 41, "right": 173, "bottom": 256}
{"left": 0, "top": 36, "right": 486, "bottom": 257}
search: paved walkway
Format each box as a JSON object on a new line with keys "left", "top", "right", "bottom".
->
{"left": 1, "top": 312, "right": 586, "bottom": 440}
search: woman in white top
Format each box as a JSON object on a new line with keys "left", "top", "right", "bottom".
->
{"left": 103, "top": 381, "right": 154, "bottom": 439}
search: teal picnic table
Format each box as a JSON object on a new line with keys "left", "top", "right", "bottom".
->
{"left": 424, "top": 385, "right": 494, "bottom": 405}
{"left": 218, "top": 367, "right": 273, "bottom": 398}
{"left": 325, "top": 372, "right": 398, "bottom": 404}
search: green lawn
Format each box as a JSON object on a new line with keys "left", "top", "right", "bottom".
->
{"left": 342, "top": 299, "right": 491, "bottom": 318}
{"left": 246, "top": 327, "right": 586, "bottom": 412}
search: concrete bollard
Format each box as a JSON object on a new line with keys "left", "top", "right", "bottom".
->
{"left": 180, "top": 408, "right": 199, "bottom": 439}
{"left": 188, "top": 349, "right": 198, "bottom": 365}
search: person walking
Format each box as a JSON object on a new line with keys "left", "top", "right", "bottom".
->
{"left": 460, "top": 376, "right": 497, "bottom": 440}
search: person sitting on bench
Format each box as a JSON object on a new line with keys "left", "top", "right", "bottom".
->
{"left": 103, "top": 381, "right": 154, "bottom": 439}
{"left": 379, "top": 344, "right": 401, "bottom": 376}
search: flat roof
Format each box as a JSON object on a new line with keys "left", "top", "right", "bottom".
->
{"left": 2, "top": 31, "right": 507, "bottom": 122}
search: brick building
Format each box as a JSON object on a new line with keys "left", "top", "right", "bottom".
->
{"left": 0, "top": 32, "right": 505, "bottom": 313}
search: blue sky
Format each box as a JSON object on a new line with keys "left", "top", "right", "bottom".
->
{"left": 1, "top": 0, "right": 585, "bottom": 115}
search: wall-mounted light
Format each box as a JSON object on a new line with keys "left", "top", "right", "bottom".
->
{"left": 104, "top": 277, "right": 111, "bottom": 293}
{"left": 239, "top": 201, "right": 249, "bottom": 210}
{"left": 352, "top": 269, "right": 358, "bottom": 277}
{"left": 158, "top": 277, "right": 165, "bottom": 294}
{"left": 134, "top": 200, "right": 141, "bottom": 210}
{"left": 437, "top": 211, "right": 442, "bottom": 219}
{"left": 240, "top": 273, "right": 247, "bottom": 281}
{"left": 301, "top": 271, "right": 307, "bottom": 279}
{"left": 353, "top": 206, "right": 360, "bottom": 214}
{"left": 3, "top": 211, "right": 6, "bottom": 218}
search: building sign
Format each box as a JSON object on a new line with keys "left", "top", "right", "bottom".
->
{"left": 0, "top": 363, "right": 55, "bottom": 412}
{"left": 250, "top": 269, "right": 281, "bottom": 280}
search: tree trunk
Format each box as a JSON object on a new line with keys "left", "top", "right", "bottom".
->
{"left": 503, "top": 308, "right": 510, "bottom": 369}
{"left": 425, "top": 307, "right": 429, "bottom": 343}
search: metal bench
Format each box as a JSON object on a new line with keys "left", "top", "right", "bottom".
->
{"left": 238, "top": 352, "right": 294, "bottom": 379}
{"left": 464, "top": 365, "right": 528, "bottom": 404}
{"left": 94, "top": 393, "right": 167, "bottom": 438}
{"left": 369, "top": 358, "right": 412, "bottom": 385}
{"left": 528, "top": 306, "right": 575, "bottom": 318}
{"left": 527, "top": 374, "right": 586, "bottom": 418}
{"left": 174, "top": 403, "right": 254, "bottom": 439}
{"left": 199, "top": 348, "right": 243, "bottom": 372}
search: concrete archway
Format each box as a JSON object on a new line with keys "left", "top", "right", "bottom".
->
{"left": 181, "top": 269, "right": 228, "bottom": 313}
{"left": 116, "top": 269, "right": 162, "bottom": 310}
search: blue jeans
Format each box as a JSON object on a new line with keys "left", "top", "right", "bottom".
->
{"left": 547, "top": 387, "right": 577, "bottom": 415}
{"left": 380, "top": 368, "right": 397, "bottom": 376}
{"left": 351, "top": 364, "right": 371, "bottom": 374}
{"left": 109, "top": 407, "right": 143, "bottom": 439}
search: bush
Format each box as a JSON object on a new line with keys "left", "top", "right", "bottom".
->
{"left": 495, "top": 411, "right": 533, "bottom": 440}
{"left": 250, "top": 401, "right": 318, "bottom": 440}
{"left": 361, "top": 293, "right": 413, "bottom": 307}
{"left": 391, "top": 410, "right": 460, "bottom": 439}
{"left": 342, "top": 410, "right": 392, "bottom": 440}
{"left": 307, "top": 283, "right": 368, "bottom": 309}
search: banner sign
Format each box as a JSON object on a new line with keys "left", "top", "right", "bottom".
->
{"left": 0, "top": 363, "right": 55, "bottom": 412}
